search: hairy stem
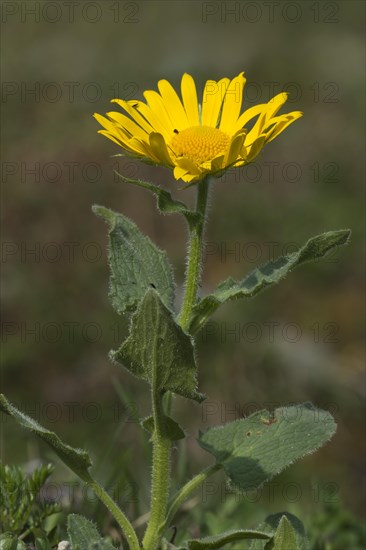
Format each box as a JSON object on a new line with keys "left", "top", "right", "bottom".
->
{"left": 161, "top": 463, "right": 222, "bottom": 534}
{"left": 84, "top": 474, "right": 140, "bottom": 550}
{"left": 178, "top": 177, "right": 210, "bottom": 332}
{"left": 143, "top": 178, "right": 211, "bottom": 548}
{"left": 142, "top": 387, "right": 172, "bottom": 550}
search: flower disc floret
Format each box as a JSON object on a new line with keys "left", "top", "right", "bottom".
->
{"left": 170, "top": 126, "right": 230, "bottom": 164}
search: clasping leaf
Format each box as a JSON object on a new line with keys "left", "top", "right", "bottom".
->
{"left": 141, "top": 415, "right": 185, "bottom": 441}
{"left": 111, "top": 289, "right": 205, "bottom": 403}
{"left": 93, "top": 205, "right": 175, "bottom": 314}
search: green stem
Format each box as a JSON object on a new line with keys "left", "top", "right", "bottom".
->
{"left": 161, "top": 463, "right": 222, "bottom": 534}
{"left": 84, "top": 474, "right": 140, "bottom": 550}
{"left": 143, "top": 177, "right": 211, "bottom": 548}
{"left": 142, "top": 389, "right": 172, "bottom": 550}
{"left": 178, "top": 177, "right": 210, "bottom": 332}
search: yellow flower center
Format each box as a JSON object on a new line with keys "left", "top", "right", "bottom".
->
{"left": 170, "top": 125, "right": 230, "bottom": 164}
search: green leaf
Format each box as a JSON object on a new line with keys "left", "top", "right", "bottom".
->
{"left": 111, "top": 289, "right": 205, "bottom": 403}
{"left": 184, "top": 529, "right": 271, "bottom": 549}
{"left": 0, "top": 535, "right": 26, "bottom": 550}
{"left": 34, "top": 537, "right": 52, "bottom": 550}
{"left": 67, "top": 514, "right": 115, "bottom": 550}
{"left": 271, "top": 516, "right": 299, "bottom": 550}
{"left": 0, "top": 395, "right": 92, "bottom": 478}
{"left": 141, "top": 415, "right": 185, "bottom": 441}
{"left": 161, "top": 541, "right": 182, "bottom": 550}
{"left": 93, "top": 205, "right": 175, "bottom": 314}
{"left": 189, "top": 229, "right": 351, "bottom": 334}
{"left": 198, "top": 403, "right": 336, "bottom": 492}
{"left": 251, "top": 513, "right": 309, "bottom": 550}
{"left": 114, "top": 173, "right": 201, "bottom": 230}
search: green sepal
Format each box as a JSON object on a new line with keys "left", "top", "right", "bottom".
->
{"left": 188, "top": 229, "right": 351, "bottom": 334}
{"left": 93, "top": 205, "right": 175, "bottom": 314}
{"left": 141, "top": 415, "right": 185, "bottom": 441}
{"left": 251, "top": 512, "right": 309, "bottom": 550}
{"left": 67, "top": 514, "right": 115, "bottom": 550}
{"left": 111, "top": 289, "right": 205, "bottom": 403}
{"left": 183, "top": 529, "right": 271, "bottom": 549}
{"left": 198, "top": 403, "right": 336, "bottom": 492}
{"left": 114, "top": 172, "right": 202, "bottom": 230}
{"left": 0, "top": 394, "right": 92, "bottom": 478}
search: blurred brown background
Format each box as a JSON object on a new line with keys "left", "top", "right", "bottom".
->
{"left": 1, "top": 0, "right": 365, "bottom": 541}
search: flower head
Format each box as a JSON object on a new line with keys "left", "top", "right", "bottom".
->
{"left": 94, "top": 72, "right": 302, "bottom": 184}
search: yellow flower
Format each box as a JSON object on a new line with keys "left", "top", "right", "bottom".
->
{"left": 94, "top": 72, "right": 302, "bottom": 184}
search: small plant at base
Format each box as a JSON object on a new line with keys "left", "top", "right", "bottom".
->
{"left": 0, "top": 462, "right": 61, "bottom": 548}
{"left": 0, "top": 73, "right": 351, "bottom": 550}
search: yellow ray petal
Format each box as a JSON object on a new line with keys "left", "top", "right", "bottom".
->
{"left": 111, "top": 99, "right": 154, "bottom": 134}
{"left": 143, "top": 90, "right": 175, "bottom": 135}
{"left": 180, "top": 171, "right": 201, "bottom": 184}
{"left": 94, "top": 114, "right": 134, "bottom": 147}
{"left": 123, "top": 137, "right": 152, "bottom": 157}
{"left": 98, "top": 128, "right": 144, "bottom": 156}
{"left": 97, "top": 130, "right": 124, "bottom": 147}
{"left": 93, "top": 113, "right": 120, "bottom": 135}
{"left": 246, "top": 134, "right": 267, "bottom": 162}
{"left": 219, "top": 72, "right": 246, "bottom": 132}
{"left": 265, "top": 112, "right": 303, "bottom": 143}
{"left": 122, "top": 99, "right": 171, "bottom": 141}
{"left": 174, "top": 165, "right": 190, "bottom": 180}
{"left": 232, "top": 104, "right": 266, "bottom": 134}
{"left": 246, "top": 93, "right": 289, "bottom": 143}
{"left": 175, "top": 156, "right": 202, "bottom": 176}
{"left": 106, "top": 111, "right": 148, "bottom": 141}
{"left": 210, "top": 154, "right": 225, "bottom": 172}
{"left": 158, "top": 78, "right": 189, "bottom": 129}
{"left": 181, "top": 73, "right": 200, "bottom": 126}
{"left": 201, "top": 77, "right": 230, "bottom": 127}
{"left": 224, "top": 132, "right": 246, "bottom": 166}
{"left": 149, "top": 132, "right": 173, "bottom": 165}
{"left": 264, "top": 92, "right": 289, "bottom": 122}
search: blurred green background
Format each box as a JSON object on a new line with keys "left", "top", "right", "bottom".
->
{"left": 1, "top": 0, "right": 365, "bottom": 546}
